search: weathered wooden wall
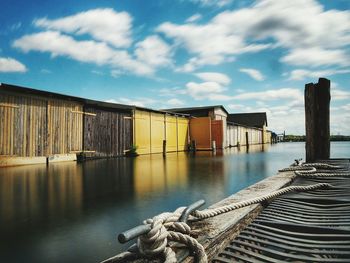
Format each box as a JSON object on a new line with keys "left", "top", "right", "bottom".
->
{"left": 226, "top": 123, "right": 265, "bottom": 147}
{"left": 0, "top": 93, "right": 47, "bottom": 157}
{"left": 166, "top": 115, "right": 177, "bottom": 152}
{"left": 177, "top": 117, "right": 189, "bottom": 152}
{"left": 47, "top": 99, "right": 83, "bottom": 155}
{"left": 83, "top": 107, "right": 132, "bottom": 157}
{"left": 189, "top": 117, "right": 212, "bottom": 150}
{"left": 134, "top": 110, "right": 190, "bottom": 154}
{"left": 0, "top": 91, "right": 83, "bottom": 157}
{"left": 211, "top": 120, "right": 223, "bottom": 149}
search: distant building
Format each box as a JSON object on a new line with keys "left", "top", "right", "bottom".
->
{"left": 227, "top": 112, "right": 271, "bottom": 144}
{"left": 164, "top": 106, "right": 228, "bottom": 149}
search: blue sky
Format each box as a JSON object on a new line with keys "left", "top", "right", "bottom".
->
{"left": 1, "top": 0, "right": 350, "bottom": 135}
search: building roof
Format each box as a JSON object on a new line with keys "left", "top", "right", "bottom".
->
{"left": 0, "top": 82, "right": 189, "bottom": 116}
{"left": 227, "top": 112, "right": 268, "bottom": 128}
{"left": 163, "top": 105, "right": 229, "bottom": 115}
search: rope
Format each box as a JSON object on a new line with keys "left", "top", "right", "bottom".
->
{"left": 279, "top": 162, "right": 350, "bottom": 177}
{"left": 191, "top": 183, "right": 331, "bottom": 220}
{"left": 111, "top": 161, "right": 346, "bottom": 263}
{"left": 135, "top": 207, "right": 207, "bottom": 263}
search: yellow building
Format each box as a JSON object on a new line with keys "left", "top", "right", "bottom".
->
{"left": 133, "top": 109, "right": 189, "bottom": 155}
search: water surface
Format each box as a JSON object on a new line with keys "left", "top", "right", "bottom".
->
{"left": 0, "top": 142, "right": 349, "bottom": 262}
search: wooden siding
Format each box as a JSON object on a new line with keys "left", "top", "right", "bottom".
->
{"left": 190, "top": 117, "right": 211, "bottom": 150}
{"left": 211, "top": 120, "right": 223, "bottom": 149}
{"left": 47, "top": 100, "right": 83, "bottom": 154}
{"left": 83, "top": 108, "right": 132, "bottom": 157}
{"left": 177, "top": 117, "right": 189, "bottom": 151}
{"left": 150, "top": 112, "right": 165, "bottom": 154}
{"left": 134, "top": 110, "right": 190, "bottom": 155}
{"left": 166, "top": 115, "right": 177, "bottom": 152}
{"left": 134, "top": 110, "right": 151, "bottom": 155}
{"left": 226, "top": 123, "right": 265, "bottom": 146}
{"left": 0, "top": 92, "right": 83, "bottom": 157}
{"left": 0, "top": 93, "right": 47, "bottom": 157}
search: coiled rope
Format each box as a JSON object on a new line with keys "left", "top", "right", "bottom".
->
{"left": 136, "top": 207, "right": 207, "bottom": 263}
{"left": 113, "top": 162, "right": 346, "bottom": 263}
{"left": 279, "top": 162, "right": 350, "bottom": 177}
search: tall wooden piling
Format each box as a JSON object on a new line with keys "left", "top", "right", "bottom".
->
{"left": 304, "top": 78, "right": 330, "bottom": 162}
{"left": 245, "top": 132, "right": 249, "bottom": 147}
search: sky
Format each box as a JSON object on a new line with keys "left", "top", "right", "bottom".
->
{"left": 0, "top": 0, "right": 350, "bottom": 135}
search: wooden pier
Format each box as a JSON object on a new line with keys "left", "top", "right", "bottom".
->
{"left": 100, "top": 78, "right": 350, "bottom": 263}
{"left": 213, "top": 159, "right": 350, "bottom": 262}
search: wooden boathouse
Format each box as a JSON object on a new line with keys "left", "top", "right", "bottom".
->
{"left": 0, "top": 83, "right": 274, "bottom": 166}
{"left": 227, "top": 112, "right": 271, "bottom": 146}
{"left": 133, "top": 109, "right": 189, "bottom": 155}
{"left": 0, "top": 83, "right": 191, "bottom": 166}
{"left": 0, "top": 83, "right": 134, "bottom": 166}
{"left": 164, "top": 106, "right": 228, "bottom": 150}
{"left": 165, "top": 106, "right": 272, "bottom": 149}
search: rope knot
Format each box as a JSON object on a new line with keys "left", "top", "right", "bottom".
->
{"left": 135, "top": 206, "right": 207, "bottom": 263}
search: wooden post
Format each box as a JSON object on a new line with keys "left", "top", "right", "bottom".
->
{"left": 162, "top": 140, "right": 166, "bottom": 157}
{"left": 212, "top": 140, "right": 216, "bottom": 151}
{"left": 305, "top": 78, "right": 330, "bottom": 162}
{"left": 245, "top": 132, "right": 249, "bottom": 147}
{"left": 191, "top": 140, "right": 197, "bottom": 152}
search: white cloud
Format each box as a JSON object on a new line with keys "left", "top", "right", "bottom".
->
{"left": 159, "top": 87, "right": 187, "bottom": 96}
{"left": 91, "top": 70, "right": 104, "bottom": 75}
{"left": 288, "top": 68, "right": 350, "bottom": 81}
{"left": 158, "top": 20, "right": 271, "bottom": 70}
{"left": 34, "top": 8, "right": 132, "bottom": 48}
{"left": 332, "top": 89, "right": 350, "bottom": 101}
{"left": 158, "top": 0, "right": 350, "bottom": 69}
{"left": 40, "top": 69, "right": 51, "bottom": 74}
{"left": 13, "top": 31, "right": 158, "bottom": 76}
{"left": 111, "top": 69, "right": 123, "bottom": 78}
{"left": 341, "top": 104, "right": 350, "bottom": 111}
{"left": 232, "top": 88, "right": 303, "bottom": 101}
{"left": 186, "top": 81, "right": 232, "bottom": 100}
{"left": 189, "top": 0, "right": 233, "bottom": 7}
{"left": 239, "top": 68, "right": 265, "bottom": 81}
{"left": 281, "top": 48, "right": 350, "bottom": 67}
{"left": 195, "top": 72, "right": 231, "bottom": 85}
{"left": 186, "top": 14, "right": 202, "bottom": 23}
{"left": 10, "top": 22, "right": 22, "bottom": 31}
{"left": 134, "top": 35, "right": 172, "bottom": 67}
{"left": 0, "top": 57, "right": 27, "bottom": 72}
{"left": 166, "top": 98, "right": 184, "bottom": 106}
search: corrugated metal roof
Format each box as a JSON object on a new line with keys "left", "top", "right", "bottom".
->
{"left": 163, "top": 105, "right": 229, "bottom": 115}
{"left": 228, "top": 112, "right": 267, "bottom": 128}
{"left": 0, "top": 82, "right": 189, "bottom": 116}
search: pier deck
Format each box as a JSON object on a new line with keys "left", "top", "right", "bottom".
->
{"left": 213, "top": 159, "right": 350, "bottom": 262}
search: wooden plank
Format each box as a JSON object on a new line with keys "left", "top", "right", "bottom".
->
{"left": 0, "top": 103, "right": 19, "bottom": 108}
{"left": 71, "top": 110, "right": 96, "bottom": 116}
{"left": 0, "top": 156, "right": 47, "bottom": 167}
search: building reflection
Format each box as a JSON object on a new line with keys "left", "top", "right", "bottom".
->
{"left": 133, "top": 153, "right": 188, "bottom": 197}
{"left": 81, "top": 158, "right": 134, "bottom": 202}
{"left": 0, "top": 162, "right": 83, "bottom": 234}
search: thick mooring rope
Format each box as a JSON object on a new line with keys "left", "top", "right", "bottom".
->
{"left": 279, "top": 162, "right": 350, "bottom": 177}
{"left": 112, "top": 162, "right": 347, "bottom": 263}
{"left": 191, "top": 183, "right": 331, "bottom": 220}
{"left": 136, "top": 207, "right": 207, "bottom": 263}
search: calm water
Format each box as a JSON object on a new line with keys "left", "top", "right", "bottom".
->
{"left": 0, "top": 142, "right": 349, "bottom": 263}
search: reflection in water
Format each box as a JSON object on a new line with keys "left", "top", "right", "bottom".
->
{"left": 0, "top": 162, "right": 83, "bottom": 234}
{"left": 134, "top": 154, "right": 188, "bottom": 198}
{"left": 0, "top": 142, "right": 348, "bottom": 263}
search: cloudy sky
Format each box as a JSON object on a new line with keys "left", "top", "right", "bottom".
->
{"left": 1, "top": 0, "right": 350, "bottom": 135}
